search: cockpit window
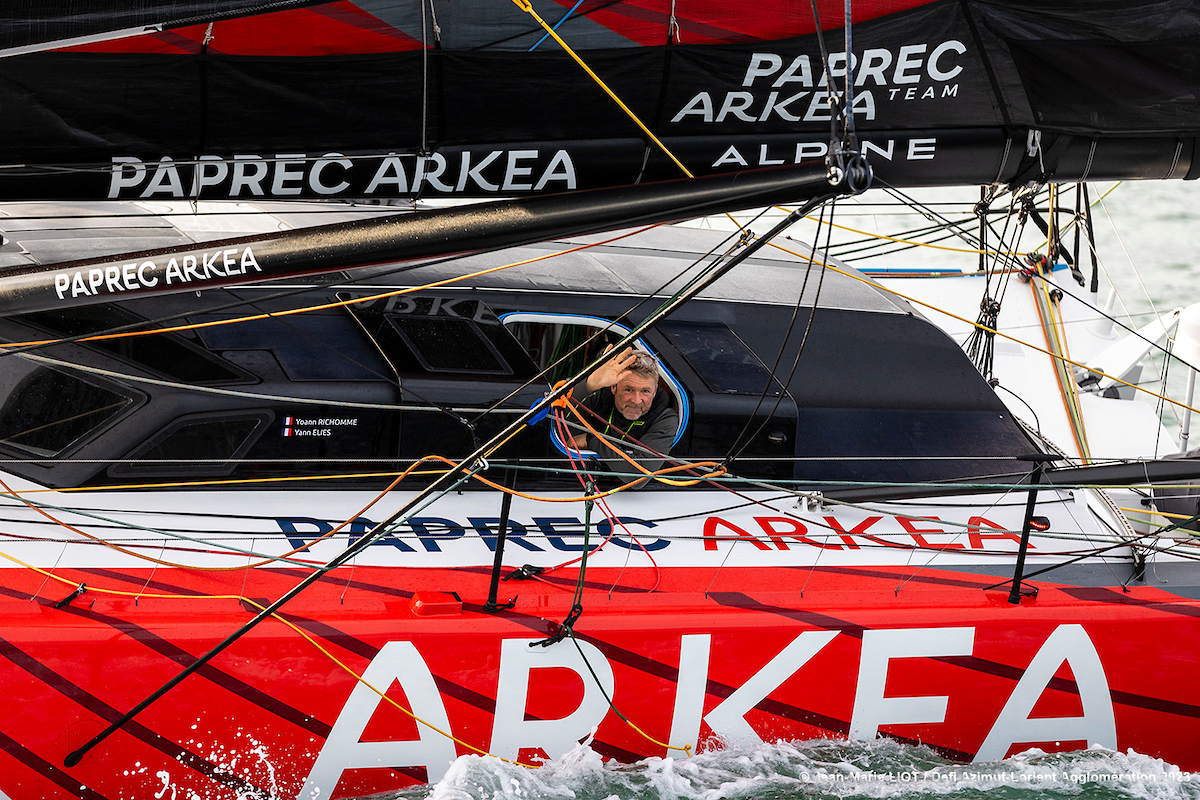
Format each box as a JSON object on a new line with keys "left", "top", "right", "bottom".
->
{"left": 387, "top": 315, "right": 509, "bottom": 374}
{"left": 658, "top": 322, "right": 782, "bottom": 396}
{"left": 501, "top": 312, "right": 690, "bottom": 448}
{"left": 0, "top": 366, "right": 132, "bottom": 457}
{"left": 346, "top": 296, "right": 538, "bottom": 379}
{"left": 111, "top": 413, "right": 267, "bottom": 477}
{"left": 193, "top": 314, "right": 392, "bottom": 381}
{"left": 22, "top": 306, "right": 247, "bottom": 385}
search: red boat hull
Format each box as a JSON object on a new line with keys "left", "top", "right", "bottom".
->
{"left": 2, "top": 563, "right": 1197, "bottom": 799}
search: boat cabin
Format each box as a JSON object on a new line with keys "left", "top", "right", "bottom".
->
{"left": 0, "top": 216, "right": 1037, "bottom": 492}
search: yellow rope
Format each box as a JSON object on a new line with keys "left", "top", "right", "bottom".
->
{"left": 765, "top": 182, "right": 1122, "bottom": 257}
{"left": 509, "top": 0, "right": 693, "bottom": 179}
{"left": 242, "top": 598, "right": 538, "bottom": 767}
{"left": 760, "top": 240, "right": 1200, "bottom": 418}
{"left": 0, "top": 522, "right": 693, "bottom": 762}
{"left": 0, "top": 227, "right": 660, "bottom": 351}
{"left": 0, "top": 544, "right": 534, "bottom": 767}
{"left": 1030, "top": 256, "right": 1091, "bottom": 461}
{"left": 1118, "top": 506, "right": 1200, "bottom": 522}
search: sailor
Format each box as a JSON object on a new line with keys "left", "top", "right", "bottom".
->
{"left": 572, "top": 346, "right": 678, "bottom": 486}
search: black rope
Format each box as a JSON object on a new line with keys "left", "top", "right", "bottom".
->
{"left": 533, "top": 475, "right": 594, "bottom": 646}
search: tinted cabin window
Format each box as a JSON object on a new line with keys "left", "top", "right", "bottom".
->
{"left": 659, "top": 322, "right": 781, "bottom": 396}
{"left": 94, "top": 408, "right": 399, "bottom": 487}
{"left": 346, "top": 296, "right": 538, "bottom": 379}
{"left": 0, "top": 367, "right": 131, "bottom": 456}
{"left": 23, "top": 307, "right": 245, "bottom": 384}
{"left": 194, "top": 314, "right": 392, "bottom": 381}
{"left": 111, "top": 414, "right": 267, "bottom": 477}
{"left": 388, "top": 315, "right": 509, "bottom": 375}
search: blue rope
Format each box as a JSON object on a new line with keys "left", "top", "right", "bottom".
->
{"left": 528, "top": 0, "right": 588, "bottom": 51}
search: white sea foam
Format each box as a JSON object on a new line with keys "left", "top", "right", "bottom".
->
{"left": 385, "top": 737, "right": 1200, "bottom": 800}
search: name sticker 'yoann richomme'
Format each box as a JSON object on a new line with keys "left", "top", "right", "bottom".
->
{"left": 282, "top": 416, "right": 359, "bottom": 438}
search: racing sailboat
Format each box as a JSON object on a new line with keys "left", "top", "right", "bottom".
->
{"left": 0, "top": 1, "right": 1199, "bottom": 798}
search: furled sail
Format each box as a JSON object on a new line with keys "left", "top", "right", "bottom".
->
{"left": 1, "top": 0, "right": 1199, "bottom": 200}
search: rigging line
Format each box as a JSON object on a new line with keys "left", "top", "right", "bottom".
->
{"left": 469, "top": 208, "right": 772, "bottom": 425}
{"left": 765, "top": 241, "right": 1200, "bottom": 418}
{"left": 32, "top": 540, "right": 68, "bottom": 606}
{"left": 65, "top": 185, "right": 847, "bottom": 767}
{"left": 25, "top": 458, "right": 708, "bottom": 496}
{"left": 475, "top": 0, "right": 622, "bottom": 49}
{"left": 14, "top": 351, "right": 408, "bottom": 411}
{"left": 879, "top": 184, "right": 996, "bottom": 256}
{"left": 562, "top": 401, "right": 725, "bottom": 487}
{"left": 0, "top": 488, "right": 319, "bottom": 568}
{"left": 1056, "top": 480, "right": 1134, "bottom": 587}
{"left": 1096, "top": 189, "right": 1167, "bottom": 329}
{"left": 721, "top": 216, "right": 822, "bottom": 461}
{"left": 986, "top": 529, "right": 1167, "bottom": 589}
{"left": 552, "top": 416, "right": 664, "bottom": 596}
{"left": 996, "top": 384, "right": 1043, "bottom": 440}
{"left": 891, "top": 481, "right": 1026, "bottom": 595}
{"left": 1030, "top": 255, "right": 1091, "bottom": 461}
{"left": 0, "top": 475, "right": 324, "bottom": 572}
{"left": 0, "top": 542, "right": 538, "bottom": 768}
{"left": 825, "top": 221, "right": 973, "bottom": 259}
{"left": 726, "top": 200, "right": 836, "bottom": 464}
{"left": 987, "top": 193, "right": 1026, "bottom": 301}
{"left": 796, "top": 209, "right": 1018, "bottom": 257}
{"left": 1027, "top": 181, "right": 1122, "bottom": 258}
{"left": 827, "top": 217, "right": 973, "bottom": 254}
{"left": 249, "top": 599, "right": 536, "bottom": 767}
{"left": 570, "top": 630, "right": 691, "bottom": 754}
{"left": 1155, "top": 335, "right": 1174, "bottom": 454}
{"left": 528, "top": 0, "right": 587, "bottom": 51}
{"left": 1120, "top": 505, "right": 1200, "bottom": 523}
{"left": 468, "top": 219, "right": 753, "bottom": 419}
{"left": 509, "top": 0, "right": 693, "bottom": 178}
{"left": 26, "top": 468, "right": 451, "bottom": 495}
{"left": 0, "top": 225, "right": 661, "bottom": 355}
{"left": 64, "top": 458, "right": 482, "bottom": 768}
{"left": 1025, "top": 269, "right": 1200, "bottom": 376}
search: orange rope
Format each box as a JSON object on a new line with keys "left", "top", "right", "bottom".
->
{"left": 0, "top": 226, "right": 662, "bottom": 351}
{"left": 561, "top": 397, "right": 726, "bottom": 486}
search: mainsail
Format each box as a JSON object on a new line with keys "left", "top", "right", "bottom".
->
{"left": 1, "top": 0, "right": 1199, "bottom": 200}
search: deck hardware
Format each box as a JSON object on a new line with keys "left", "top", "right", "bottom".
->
{"left": 484, "top": 468, "right": 518, "bottom": 612}
{"left": 54, "top": 583, "right": 87, "bottom": 609}
{"left": 1008, "top": 454, "right": 1057, "bottom": 604}
{"left": 504, "top": 564, "right": 545, "bottom": 581}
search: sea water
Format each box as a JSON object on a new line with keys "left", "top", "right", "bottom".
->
{"left": 378, "top": 180, "right": 1200, "bottom": 799}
